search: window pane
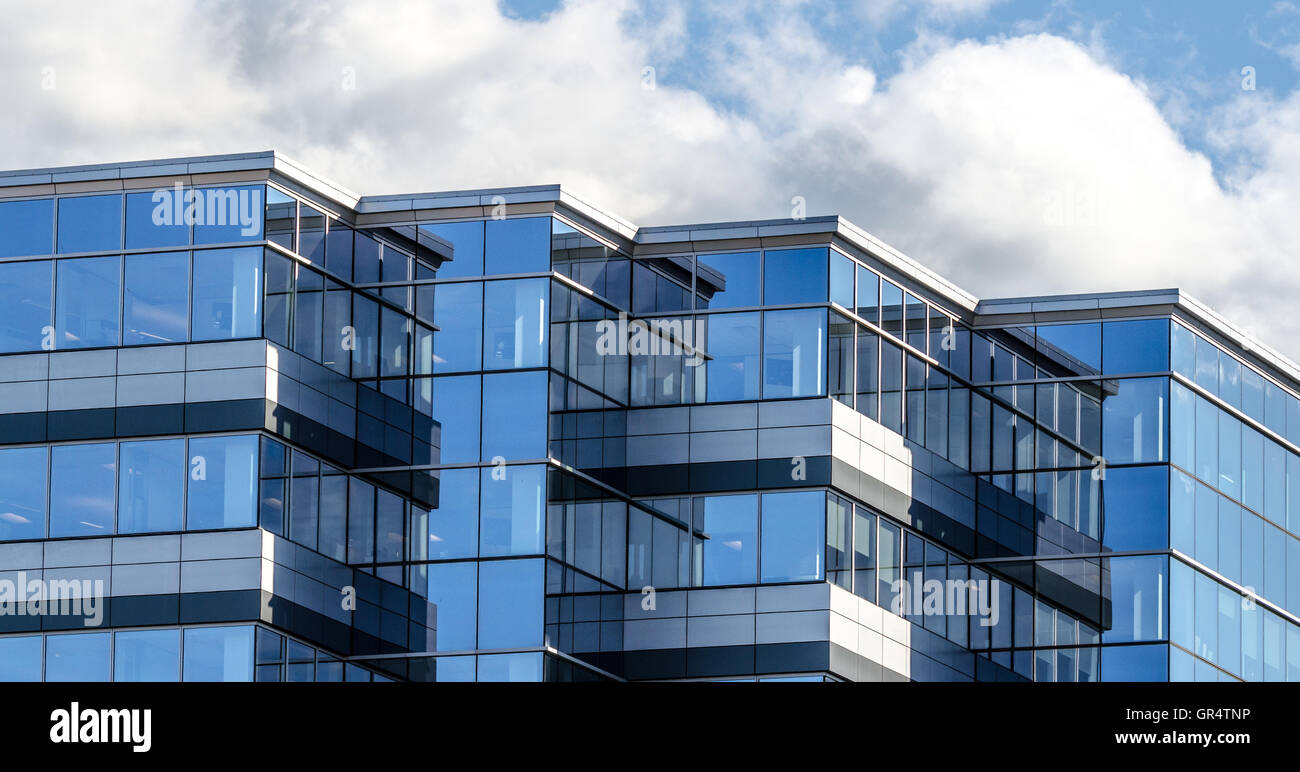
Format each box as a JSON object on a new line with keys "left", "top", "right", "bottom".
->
{"left": 1100, "top": 465, "right": 1167, "bottom": 551}
{"left": 484, "top": 217, "right": 550, "bottom": 275}
{"left": 0, "top": 260, "right": 52, "bottom": 353}
{"left": 705, "top": 312, "right": 760, "bottom": 402}
{"left": 434, "top": 281, "right": 482, "bottom": 373}
{"left": 1102, "top": 555, "right": 1167, "bottom": 643}
{"left": 115, "top": 629, "right": 180, "bottom": 682}
{"left": 427, "top": 561, "right": 477, "bottom": 651}
{"left": 0, "top": 199, "right": 54, "bottom": 257}
{"left": 347, "top": 479, "right": 375, "bottom": 564}
{"left": 192, "top": 186, "right": 264, "bottom": 245}
{"left": 855, "top": 328, "right": 878, "bottom": 420}
{"left": 760, "top": 491, "right": 825, "bottom": 582}
{"left": 1102, "top": 319, "right": 1168, "bottom": 374}
{"left": 55, "top": 255, "right": 120, "bottom": 348}
{"left": 183, "top": 626, "right": 254, "bottom": 682}
{"left": 380, "top": 304, "right": 410, "bottom": 377}
{"left": 1036, "top": 322, "right": 1101, "bottom": 373}
{"left": 480, "top": 371, "right": 548, "bottom": 461}
{"left": 432, "top": 375, "right": 480, "bottom": 464}
{"left": 696, "top": 251, "right": 759, "bottom": 309}
{"left": 293, "top": 266, "right": 323, "bottom": 362}
{"left": 58, "top": 194, "right": 122, "bottom": 254}
{"left": 762, "top": 308, "right": 825, "bottom": 399}
{"left": 0, "top": 446, "right": 47, "bottom": 541}
{"left": 480, "top": 464, "right": 545, "bottom": 556}
{"left": 191, "top": 247, "right": 262, "bottom": 340}
{"left": 123, "top": 251, "right": 188, "bottom": 345}
{"left": 483, "top": 278, "right": 547, "bottom": 369}
{"left": 50, "top": 443, "right": 115, "bottom": 537}
{"left": 262, "top": 252, "right": 292, "bottom": 348}
{"left": 186, "top": 435, "right": 257, "bottom": 530}
{"left": 763, "top": 247, "right": 827, "bottom": 306}
{"left": 428, "top": 468, "right": 479, "bottom": 559}
{"left": 477, "top": 652, "right": 543, "bottom": 682}
{"left": 319, "top": 473, "right": 347, "bottom": 562}
{"left": 419, "top": 221, "right": 484, "bottom": 279}
{"left": 46, "top": 633, "right": 111, "bottom": 682}
{"left": 697, "top": 494, "right": 758, "bottom": 586}
{"left": 0, "top": 636, "right": 42, "bottom": 681}
{"left": 1102, "top": 377, "right": 1167, "bottom": 464}
{"left": 118, "top": 439, "right": 184, "bottom": 533}
{"left": 477, "top": 558, "right": 544, "bottom": 648}
{"left": 289, "top": 472, "right": 319, "bottom": 550}
{"left": 126, "top": 190, "right": 190, "bottom": 249}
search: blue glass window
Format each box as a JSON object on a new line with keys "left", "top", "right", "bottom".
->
{"left": 696, "top": 494, "right": 758, "bottom": 586}
{"left": 419, "top": 221, "right": 484, "bottom": 279}
{"left": 347, "top": 480, "right": 375, "bottom": 564}
{"left": 479, "top": 464, "right": 544, "bottom": 557}
{"left": 1101, "top": 377, "right": 1166, "bottom": 464}
{"left": 705, "top": 312, "right": 760, "bottom": 402}
{"left": 57, "top": 194, "right": 121, "bottom": 254}
{"left": 428, "top": 468, "right": 478, "bottom": 559}
{"left": 880, "top": 280, "right": 903, "bottom": 340}
{"left": 55, "top": 255, "right": 119, "bottom": 348}
{"left": 1102, "top": 555, "right": 1167, "bottom": 644}
{"left": 192, "top": 186, "right": 263, "bottom": 244}
{"left": 856, "top": 265, "right": 879, "bottom": 324}
{"left": 483, "top": 279, "right": 547, "bottom": 369}
{"left": 477, "top": 558, "right": 544, "bottom": 648}
{"left": 1037, "top": 322, "right": 1101, "bottom": 373}
{"left": 1194, "top": 336, "right": 1219, "bottom": 393}
{"left": 432, "top": 375, "right": 480, "bottom": 463}
{"left": 115, "top": 629, "right": 180, "bottom": 682}
{"left": 319, "top": 472, "right": 347, "bottom": 562}
{"left": 126, "top": 190, "right": 190, "bottom": 249}
{"left": 1100, "top": 643, "right": 1167, "bottom": 682}
{"left": 830, "top": 253, "right": 855, "bottom": 309}
{"left": 123, "top": 251, "right": 188, "bottom": 345}
{"left": 1101, "top": 466, "right": 1168, "bottom": 551}
{"left": 480, "top": 371, "right": 548, "bottom": 461}
{"left": 118, "top": 439, "right": 184, "bottom": 533}
{"left": 1170, "top": 322, "right": 1196, "bottom": 380}
{"left": 183, "top": 626, "right": 254, "bottom": 682}
{"left": 185, "top": 435, "right": 257, "bottom": 530}
{"left": 1102, "top": 319, "right": 1168, "bottom": 375}
{"left": 0, "top": 446, "right": 47, "bottom": 541}
{"left": 0, "top": 260, "right": 52, "bottom": 353}
{"left": 0, "top": 199, "right": 54, "bottom": 257}
{"left": 484, "top": 217, "right": 550, "bottom": 275}
{"left": 762, "top": 308, "right": 825, "bottom": 399}
{"left": 697, "top": 251, "right": 759, "bottom": 309}
{"left": 426, "top": 561, "right": 477, "bottom": 651}
{"left": 433, "top": 281, "right": 482, "bottom": 373}
{"left": 46, "top": 633, "right": 111, "bottom": 682}
{"left": 191, "top": 247, "right": 262, "bottom": 340}
{"left": 50, "top": 443, "right": 115, "bottom": 537}
{"left": 477, "top": 652, "right": 543, "bottom": 682}
{"left": 760, "top": 491, "right": 825, "bottom": 582}
{"left": 0, "top": 636, "right": 42, "bottom": 681}
{"left": 763, "top": 247, "right": 827, "bottom": 306}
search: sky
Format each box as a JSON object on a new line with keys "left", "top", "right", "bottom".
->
{"left": 2, "top": 0, "right": 1299, "bottom": 357}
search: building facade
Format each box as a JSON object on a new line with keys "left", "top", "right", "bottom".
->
{"left": 0, "top": 151, "right": 1294, "bottom": 682}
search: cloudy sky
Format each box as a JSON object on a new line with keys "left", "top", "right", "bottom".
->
{"left": 2, "top": 0, "right": 1299, "bottom": 357}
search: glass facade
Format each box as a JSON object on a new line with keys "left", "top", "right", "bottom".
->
{"left": 0, "top": 154, "right": 1295, "bottom": 683}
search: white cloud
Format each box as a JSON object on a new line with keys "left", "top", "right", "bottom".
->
{"left": 2, "top": 0, "right": 1300, "bottom": 357}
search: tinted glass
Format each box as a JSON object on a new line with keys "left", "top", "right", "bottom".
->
{"left": 0, "top": 260, "right": 52, "bottom": 353}
{"left": 182, "top": 626, "right": 254, "bottom": 682}
{"left": 49, "top": 443, "right": 115, "bottom": 537}
{"left": 0, "top": 446, "right": 47, "bottom": 540}
{"left": 55, "top": 255, "right": 120, "bottom": 348}
{"left": 477, "top": 558, "right": 544, "bottom": 648}
{"left": 434, "top": 281, "right": 482, "bottom": 373}
{"left": 705, "top": 312, "right": 760, "bottom": 402}
{"left": 698, "top": 494, "right": 758, "bottom": 585}
{"left": 428, "top": 468, "right": 478, "bottom": 559}
{"left": 1103, "top": 319, "right": 1169, "bottom": 374}
{"left": 126, "top": 190, "right": 189, "bottom": 248}
{"left": 480, "top": 371, "right": 548, "bottom": 461}
{"left": 0, "top": 636, "right": 42, "bottom": 681}
{"left": 760, "top": 491, "right": 825, "bottom": 582}
{"left": 483, "top": 279, "right": 548, "bottom": 369}
{"left": 431, "top": 375, "right": 480, "bottom": 463}
{"left": 763, "top": 247, "right": 828, "bottom": 306}
{"left": 57, "top": 194, "right": 121, "bottom": 254}
{"left": 696, "top": 251, "right": 759, "bottom": 309}
{"left": 762, "top": 308, "right": 825, "bottom": 399}
{"left": 0, "top": 199, "right": 54, "bottom": 257}
{"left": 123, "top": 251, "right": 188, "bottom": 345}
{"left": 418, "top": 221, "right": 484, "bottom": 278}
{"left": 191, "top": 247, "right": 262, "bottom": 340}
{"left": 185, "top": 435, "right": 257, "bottom": 530}
{"left": 426, "top": 561, "right": 477, "bottom": 651}
{"left": 480, "top": 464, "right": 545, "bottom": 556}
{"left": 484, "top": 217, "right": 550, "bottom": 275}
{"left": 115, "top": 629, "right": 180, "bottom": 682}
{"left": 192, "top": 186, "right": 263, "bottom": 244}
{"left": 46, "top": 633, "right": 111, "bottom": 682}
{"left": 1036, "top": 322, "right": 1101, "bottom": 373}
{"left": 118, "top": 439, "right": 184, "bottom": 533}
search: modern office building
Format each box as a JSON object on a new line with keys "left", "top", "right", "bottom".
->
{"left": 0, "top": 151, "right": 1294, "bottom": 682}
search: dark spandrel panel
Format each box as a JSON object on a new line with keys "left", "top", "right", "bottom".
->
{"left": 126, "top": 190, "right": 189, "bottom": 249}
{"left": 57, "top": 193, "right": 122, "bottom": 254}
{"left": 0, "top": 259, "right": 52, "bottom": 353}
{"left": 0, "top": 198, "right": 53, "bottom": 258}
{"left": 1102, "top": 318, "right": 1169, "bottom": 375}
{"left": 763, "top": 247, "right": 828, "bottom": 306}
{"left": 192, "top": 185, "right": 264, "bottom": 245}
{"left": 55, "top": 255, "right": 120, "bottom": 348}
{"left": 696, "top": 251, "right": 759, "bottom": 310}
{"left": 485, "top": 216, "right": 550, "bottom": 275}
